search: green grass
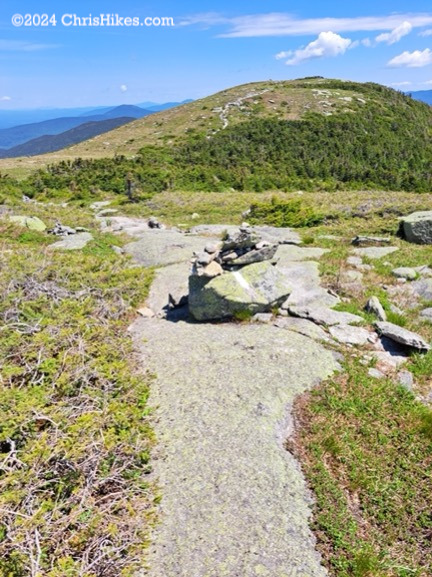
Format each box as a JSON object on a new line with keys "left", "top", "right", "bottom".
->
{"left": 292, "top": 358, "right": 432, "bottom": 577}
{"left": 0, "top": 204, "right": 156, "bottom": 576}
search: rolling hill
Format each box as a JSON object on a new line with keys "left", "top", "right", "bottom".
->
{"left": 1, "top": 78, "right": 431, "bottom": 190}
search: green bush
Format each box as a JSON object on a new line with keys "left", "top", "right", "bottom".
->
{"left": 248, "top": 197, "right": 324, "bottom": 227}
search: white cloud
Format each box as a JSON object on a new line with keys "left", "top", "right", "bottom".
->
{"left": 0, "top": 39, "right": 57, "bottom": 52}
{"left": 388, "top": 48, "right": 432, "bottom": 67}
{"left": 390, "top": 81, "right": 412, "bottom": 86}
{"left": 376, "top": 21, "right": 412, "bottom": 44}
{"left": 0, "top": 96, "right": 11, "bottom": 101}
{"left": 276, "top": 31, "right": 352, "bottom": 65}
{"left": 362, "top": 38, "right": 372, "bottom": 47}
{"left": 424, "top": 79, "right": 432, "bottom": 84}
{"left": 181, "top": 12, "right": 432, "bottom": 38}
{"left": 120, "top": 84, "right": 128, "bottom": 93}
{"left": 419, "top": 29, "right": 432, "bottom": 36}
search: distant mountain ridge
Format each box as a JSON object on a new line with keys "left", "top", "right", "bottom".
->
{"left": 0, "top": 117, "right": 136, "bottom": 158}
{"left": 0, "top": 100, "right": 193, "bottom": 131}
{"left": 0, "top": 105, "right": 152, "bottom": 150}
{"left": 410, "top": 90, "right": 432, "bottom": 105}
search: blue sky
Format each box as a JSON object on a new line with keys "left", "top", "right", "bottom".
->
{"left": 1, "top": 0, "right": 432, "bottom": 109}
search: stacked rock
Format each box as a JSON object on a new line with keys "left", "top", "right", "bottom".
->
{"left": 189, "top": 224, "right": 292, "bottom": 321}
{"left": 191, "top": 223, "right": 278, "bottom": 279}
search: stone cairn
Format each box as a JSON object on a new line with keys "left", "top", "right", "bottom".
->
{"left": 191, "top": 222, "right": 278, "bottom": 279}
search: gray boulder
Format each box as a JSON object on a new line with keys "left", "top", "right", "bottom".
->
{"left": 392, "top": 267, "right": 417, "bottom": 281}
{"left": 189, "top": 261, "right": 292, "bottom": 321}
{"left": 400, "top": 211, "right": 432, "bottom": 244}
{"left": 9, "top": 215, "right": 46, "bottom": 232}
{"left": 375, "top": 322, "right": 430, "bottom": 351}
{"left": 365, "top": 296, "right": 387, "bottom": 321}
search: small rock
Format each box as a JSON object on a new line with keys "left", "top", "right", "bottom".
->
{"left": 398, "top": 370, "right": 414, "bottom": 392}
{"left": 205, "top": 242, "right": 222, "bottom": 254}
{"left": 196, "top": 251, "right": 216, "bottom": 266}
{"left": 137, "top": 307, "right": 155, "bottom": 318}
{"left": 392, "top": 267, "right": 417, "bottom": 281}
{"left": 375, "top": 322, "right": 430, "bottom": 351}
{"left": 228, "top": 244, "right": 278, "bottom": 267}
{"left": 111, "top": 245, "right": 124, "bottom": 255}
{"left": 420, "top": 308, "right": 432, "bottom": 322}
{"left": 148, "top": 216, "right": 162, "bottom": 229}
{"left": 222, "top": 251, "right": 238, "bottom": 262}
{"left": 252, "top": 313, "right": 273, "bottom": 324}
{"left": 368, "top": 368, "right": 385, "bottom": 379}
{"left": 191, "top": 213, "right": 200, "bottom": 220}
{"left": 199, "top": 261, "right": 224, "bottom": 278}
{"left": 352, "top": 235, "right": 391, "bottom": 246}
{"left": 390, "top": 304, "right": 404, "bottom": 316}
{"left": 365, "top": 296, "right": 387, "bottom": 321}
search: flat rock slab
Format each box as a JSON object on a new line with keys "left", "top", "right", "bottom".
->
{"left": 274, "top": 316, "right": 332, "bottom": 342}
{"left": 352, "top": 247, "right": 398, "bottom": 259}
{"left": 100, "top": 216, "right": 156, "bottom": 237}
{"left": 329, "top": 325, "right": 371, "bottom": 346}
{"left": 375, "top": 321, "right": 430, "bottom": 351}
{"left": 289, "top": 306, "right": 364, "bottom": 327}
{"left": 147, "top": 262, "right": 190, "bottom": 316}
{"left": 132, "top": 319, "right": 338, "bottom": 577}
{"left": 276, "top": 245, "right": 329, "bottom": 263}
{"left": 48, "top": 232, "right": 93, "bottom": 250}
{"left": 125, "top": 230, "right": 215, "bottom": 268}
{"left": 274, "top": 260, "right": 340, "bottom": 310}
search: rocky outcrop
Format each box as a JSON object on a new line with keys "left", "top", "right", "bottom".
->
{"left": 189, "top": 225, "right": 291, "bottom": 321}
{"left": 400, "top": 211, "right": 432, "bottom": 244}
{"left": 189, "top": 261, "right": 292, "bottom": 321}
